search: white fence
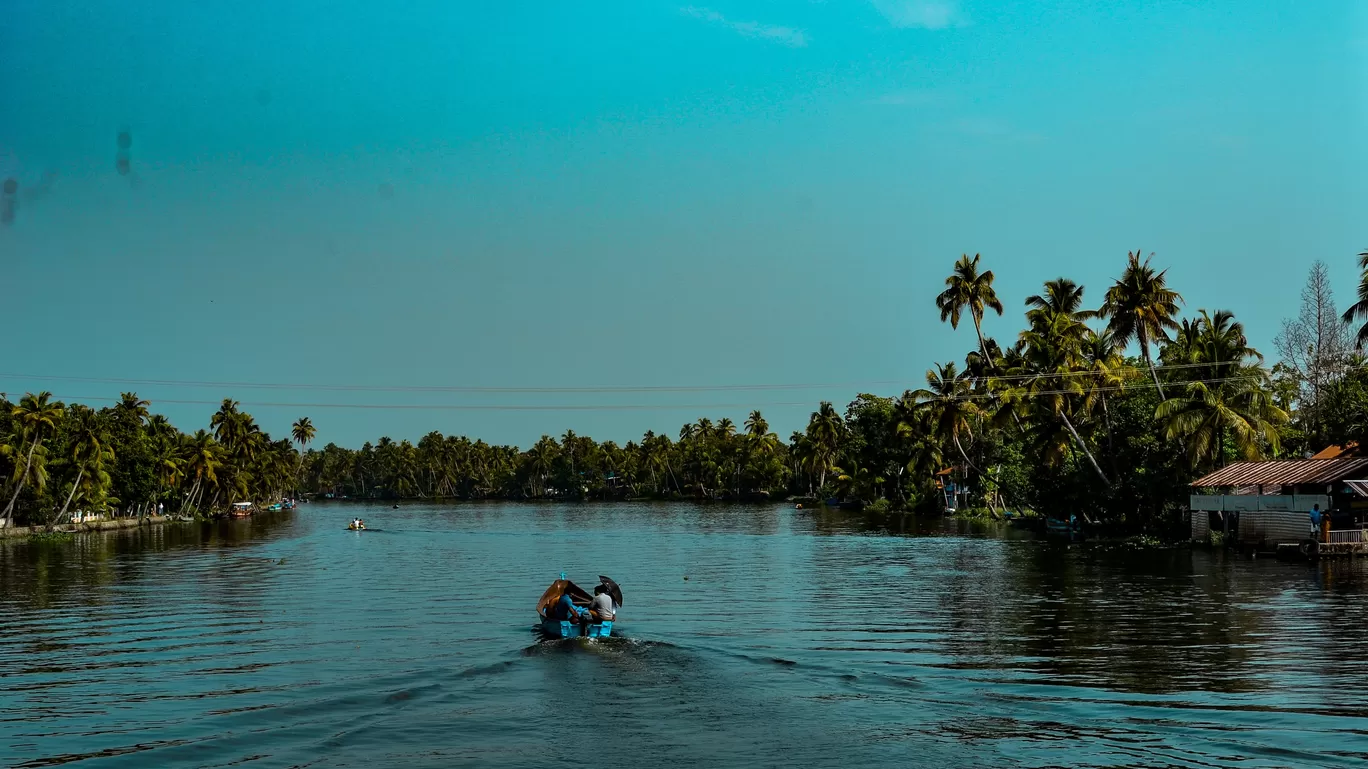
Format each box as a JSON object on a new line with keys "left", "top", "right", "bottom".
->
{"left": 1329, "top": 529, "right": 1365, "bottom": 544}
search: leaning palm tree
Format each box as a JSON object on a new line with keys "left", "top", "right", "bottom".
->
{"left": 936, "top": 253, "right": 1005, "bottom": 368}
{"left": 908, "top": 363, "right": 981, "bottom": 474}
{"left": 56, "top": 414, "right": 114, "bottom": 525}
{"left": 1100, "top": 250, "right": 1183, "bottom": 398}
{"left": 3, "top": 392, "right": 65, "bottom": 521}
{"left": 1015, "top": 310, "right": 1111, "bottom": 485}
{"left": 1344, "top": 248, "right": 1368, "bottom": 348}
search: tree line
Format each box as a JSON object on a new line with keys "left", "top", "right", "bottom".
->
{"left": 4, "top": 248, "right": 1368, "bottom": 534}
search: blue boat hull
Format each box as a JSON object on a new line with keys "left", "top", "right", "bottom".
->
{"left": 540, "top": 617, "right": 613, "bottom": 638}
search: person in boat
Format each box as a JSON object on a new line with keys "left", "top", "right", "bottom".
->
{"left": 351, "top": 517, "right": 364, "bottom": 530}
{"left": 554, "top": 591, "right": 586, "bottom": 621}
{"left": 588, "top": 583, "right": 617, "bottom": 624}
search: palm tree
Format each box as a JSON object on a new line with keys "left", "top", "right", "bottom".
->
{"left": 56, "top": 412, "right": 114, "bottom": 525}
{"left": 745, "top": 411, "right": 769, "bottom": 438}
{"left": 1101, "top": 250, "right": 1183, "bottom": 398}
{"left": 3, "top": 392, "right": 65, "bottom": 521}
{"left": 1014, "top": 309, "right": 1111, "bottom": 485}
{"left": 1157, "top": 375, "right": 1287, "bottom": 471}
{"left": 806, "top": 402, "right": 843, "bottom": 491}
{"left": 180, "top": 430, "right": 224, "bottom": 512}
{"left": 1025, "top": 278, "right": 1097, "bottom": 325}
{"left": 1080, "top": 328, "right": 1127, "bottom": 465}
{"left": 894, "top": 406, "right": 945, "bottom": 505}
{"left": 291, "top": 417, "right": 316, "bottom": 495}
{"left": 1157, "top": 309, "right": 1287, "bottom": 470}
{"left": 116, "top": 392, "right": 151, "bottom": 425}
{"left": 1344, "top": 248, "right": 1368, "bottom": 347}
{"left": 936, "top": 253, "right": 1005, "bottom": 367}
{"left": 908, "top": 363, "right": 980, "bottom": 474}
{"left": 291, "top": 417, "right": 316, "bottom": 451}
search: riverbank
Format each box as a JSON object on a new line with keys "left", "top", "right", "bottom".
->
{"left": 0, "top": 515, "right": 191, "bottom": 541}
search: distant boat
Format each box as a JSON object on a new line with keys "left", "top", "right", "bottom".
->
{"left": 229, "top": 502, "right": 253, "bottom": 519}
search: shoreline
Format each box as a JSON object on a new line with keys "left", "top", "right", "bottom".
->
{"left": 0, "top": 515, "right": 195, "bottom": 541}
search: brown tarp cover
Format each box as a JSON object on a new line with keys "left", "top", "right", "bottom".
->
{"left": 536, "top": 579, "right": 593, "bottom": 618}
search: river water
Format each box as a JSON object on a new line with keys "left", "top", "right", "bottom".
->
{"left": 2, "top": 502, "right": 1366, "bottom": 768}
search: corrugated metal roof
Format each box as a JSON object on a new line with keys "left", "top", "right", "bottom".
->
{"left": 1191, "top": 458, "right": 1368, "bottom": 488}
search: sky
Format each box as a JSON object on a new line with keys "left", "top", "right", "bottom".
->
{"left": 1, "top": 0, "right": 1366, "bottom": 448}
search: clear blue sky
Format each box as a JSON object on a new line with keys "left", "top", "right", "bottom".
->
{"left": 2, "top": 0, "right": 1365, "bottom": 448}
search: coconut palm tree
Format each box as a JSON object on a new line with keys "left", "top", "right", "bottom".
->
{"left": 56, "top": 412, "right": 114, "bottom": 525}
{"left": 936, "top": 253, "right": 1005, "bottom": 367}
{"left": 805, "top": 402, "right": 844, "bottom": 491}
{"left": 1025, "top": 278, "right": 1097, "bottom": 325}
{"left": 1157, "top": 309, "right": 1286, "bottom": 470}
{"left": 291, "top": 417, "right": 316, "bottom": 451}
{"left": 1101, "top": 250, "right": 1183, "bottom": 398}
{"left": 745, "top": 411, "right": 769, "bottom": 438}
{"left": 908, "top": 363, "right": 980, "bottom": 474}
{"left": 3, "top": 392, "right": 65, "bottom": 521}
{"left": 1014, "top": 310, "right": 1111, "bottom": 485}
{"left": 116, "top": 392, "right": 151, "bottom": 425}
{"left": 1343, "top": 248, "right": 1368, "bottom": 348}
{"left": 180, "top": 430, "right": 224, "bottom": 512}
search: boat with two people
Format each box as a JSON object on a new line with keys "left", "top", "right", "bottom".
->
{"left": 348, "top": 517, "right": 367, "bottom": 531}
{"left": 537, "top": 574, "right": 622, "bottom": 639}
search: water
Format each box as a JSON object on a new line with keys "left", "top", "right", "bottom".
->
{"left": 2, "top": 503, "right": 1367, "bottom": 768}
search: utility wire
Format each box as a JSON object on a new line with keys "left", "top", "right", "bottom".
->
{"left": 39, "top": 373, "right": 1272, "bottom": 412}
{"left": 0, "top": 359, "right": 1278, "bottom": 393}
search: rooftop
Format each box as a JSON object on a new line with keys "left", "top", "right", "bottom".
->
{"left": 1191, "top": 457, "right": 1368, "bottom": 488}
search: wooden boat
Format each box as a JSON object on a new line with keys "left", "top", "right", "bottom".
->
{"left": 229, "top": 502, "right": 253, "bottom": 519}
{"left": 1045, "top": 516, "right": 1081, "bottom": 539}
{"left": 536, "top": 575, "right": 621, "bottom": 639}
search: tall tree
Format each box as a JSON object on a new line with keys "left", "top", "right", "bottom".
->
{"left": 936, "top": 254, "right": 1005, "bottom": 369}
{"left": 291, "top": 417, "right": 316, "bottom": 451}
{"left": 1101, "top": 250, "right": 1183, "bottom": 399}
{"left": 909, "top": 363, "right": 981, "bottom": 475}
{"left": 805, "top": 402, "right": 844, "bottom": 491}
{"left": 1276, "top": 260, "right": 1352, "bottom": 443}
{"left": 3, "top": 392, "right": 65, "bottom": 520}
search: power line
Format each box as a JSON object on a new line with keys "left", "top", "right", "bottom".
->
{"left": 37, "top": 373, "right": 1271, "bottom": 413}
{"left": 0, "top": 359, "right": 1272, "bottom": 394}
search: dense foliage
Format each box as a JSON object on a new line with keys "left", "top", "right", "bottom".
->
{"left": 5, "top": 249, "right": 1368, "bottom": 537}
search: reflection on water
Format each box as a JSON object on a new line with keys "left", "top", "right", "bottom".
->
{"left": 2, "top": 503, "right": 1368, "bottom": 767}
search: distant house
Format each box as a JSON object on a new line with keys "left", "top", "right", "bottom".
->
{"left": 1190, "top": 454, "right": 1368, "bottom": 548}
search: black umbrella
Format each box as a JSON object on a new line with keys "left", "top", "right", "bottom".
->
{"left": 598, "top": 575, "right": 623, "bottom": 607}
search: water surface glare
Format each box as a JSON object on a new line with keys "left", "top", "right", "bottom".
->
{"left": 3, "top": 502, "right": 1367, "bottom": 768}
